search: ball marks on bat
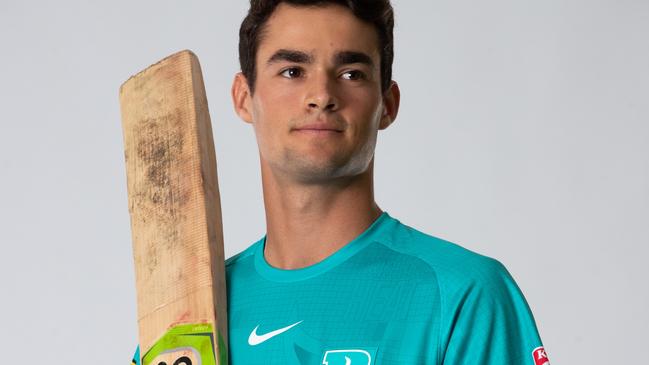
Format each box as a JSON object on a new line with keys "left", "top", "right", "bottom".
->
{"left": 130, "top": 109, "right": 194, "bottom": 249}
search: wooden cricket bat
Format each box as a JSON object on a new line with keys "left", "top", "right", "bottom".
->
{"left": 119, "top": 50, "right": 228, "bottom": 365}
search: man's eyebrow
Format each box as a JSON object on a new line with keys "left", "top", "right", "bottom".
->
{"left": 334, "top": 51, "right": 374, "bottom": 67}
{"left": 266, "top": 49, "right": 313, "bottom": 65}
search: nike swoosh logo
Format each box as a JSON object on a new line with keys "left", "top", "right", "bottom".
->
{"left": 248, "top": 320, "right": 303, "bottom": 346}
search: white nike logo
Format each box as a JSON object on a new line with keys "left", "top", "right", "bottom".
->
{"left": 248, "top": 320, "right": 303, "bottom": 346}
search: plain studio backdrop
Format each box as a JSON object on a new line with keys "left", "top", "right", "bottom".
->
{"left": 0, "top": 0, "right": 647, "bottom": 363}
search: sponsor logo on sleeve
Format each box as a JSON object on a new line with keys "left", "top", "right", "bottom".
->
{"left": 532, "top": 346, "right": 550, "bottom": 365}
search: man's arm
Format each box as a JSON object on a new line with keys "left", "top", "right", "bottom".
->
{"left": 439, "top": 259, "right": 548, "bottom": 364}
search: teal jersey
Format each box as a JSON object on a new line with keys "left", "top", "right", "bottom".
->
{"left": 132, "top": 212, "right": 548, "bottom": 364}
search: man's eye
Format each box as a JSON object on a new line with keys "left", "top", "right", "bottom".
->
{"left": 341, "top": 70, "right": 365, "bottom": 81}
{"left": 280, "top": 68, "right": 303, "bottom": 78}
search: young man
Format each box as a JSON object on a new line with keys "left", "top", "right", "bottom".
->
{"left": 132, "top": 1, "right": 548, "bottom": 364}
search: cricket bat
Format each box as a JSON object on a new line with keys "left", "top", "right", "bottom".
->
{"left": 119, "top": 50, "right": 228, "bottom": 365}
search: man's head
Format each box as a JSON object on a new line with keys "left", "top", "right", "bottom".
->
{"left": 239, "top": 0, "right": 394, "bottom": 94}
{"left": 232, "top": 1, "right": 399, "bottom": 184}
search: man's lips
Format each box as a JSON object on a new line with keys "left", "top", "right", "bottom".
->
{"left": 292, "top": 122, "right": 344, "bottom": 132}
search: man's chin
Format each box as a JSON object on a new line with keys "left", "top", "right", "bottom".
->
{"left": 280, "top": 158, "right": 371, "bottom": 185}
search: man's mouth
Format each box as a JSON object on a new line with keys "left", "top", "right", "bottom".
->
{"left": 292, "top": 121, "right": 344, "bottom": 133}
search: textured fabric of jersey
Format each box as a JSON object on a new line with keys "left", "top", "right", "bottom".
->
{"left": 132, "top": 212, "right": 546, "bottom": 364}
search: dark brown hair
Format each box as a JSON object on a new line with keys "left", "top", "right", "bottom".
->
{"left": 239, "top": 0, "right": 394, "bottom": 93}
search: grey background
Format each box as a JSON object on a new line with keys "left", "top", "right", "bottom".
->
{"left": 0, "top": 0, "right": 647, "bottom": 363}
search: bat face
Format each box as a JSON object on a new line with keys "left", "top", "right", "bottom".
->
{"left": 120, "top": 50, "right": 228, "bottom": 364}
{"left": 148, "top": 348, "right": 199, "bottom": 365}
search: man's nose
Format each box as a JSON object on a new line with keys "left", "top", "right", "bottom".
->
{"left": 304, "top": 73, "right": 339, "bottom": 112}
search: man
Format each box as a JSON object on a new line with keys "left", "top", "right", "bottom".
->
{"left": 132, "top": 0, "right": 548, "bottom": 364}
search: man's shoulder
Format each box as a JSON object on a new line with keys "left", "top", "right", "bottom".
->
{"left": 387, "top": 218, "right": 546, "bottom": 361}
{"left": 381, "top": 214, "right": 512, "bottom": 290}
{"left": 225, "top": 237, "right": 262, "bottom": 273}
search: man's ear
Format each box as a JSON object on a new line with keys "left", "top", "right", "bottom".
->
{"left": 232, "top": 72, "right": 253, "bottom": 124}
{"left": 379, "top": 81, "right": 400, "bottom": 130}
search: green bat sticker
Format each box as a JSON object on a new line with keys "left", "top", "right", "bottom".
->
{"left": 142, "top": 323, "right": 227, "bottom": 365}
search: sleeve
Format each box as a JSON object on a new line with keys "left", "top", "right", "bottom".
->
{"left": 131, "top": 345, "right": 140, "bottom": 365}
{"left": 439, "top": 259, "right": 548, "bottom": 365}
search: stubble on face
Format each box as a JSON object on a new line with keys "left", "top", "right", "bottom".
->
{"left": 279, "top": 128, "right": 376, "bottom": 185}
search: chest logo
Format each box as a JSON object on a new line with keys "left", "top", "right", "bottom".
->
{"left": 322, "top": 349, "right": 375, "bottom": 365}
{"left": 248, "top": 320, "right": 303, "bottom": 346}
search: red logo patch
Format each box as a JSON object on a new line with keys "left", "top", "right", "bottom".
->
{"left": 532, "top": 346, "right": 550, "bottom": 365}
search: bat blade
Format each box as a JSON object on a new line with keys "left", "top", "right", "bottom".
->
{"left": 119, "top": 50, "right": 228, "bottom": 365}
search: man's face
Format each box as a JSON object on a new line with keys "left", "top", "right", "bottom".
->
{"left": 233, "top": 3, "right": 399, "bottom": 184}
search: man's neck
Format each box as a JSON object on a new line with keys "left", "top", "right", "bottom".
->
{"left": 260, "top": 161, "right": 382, "bottom": 270}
